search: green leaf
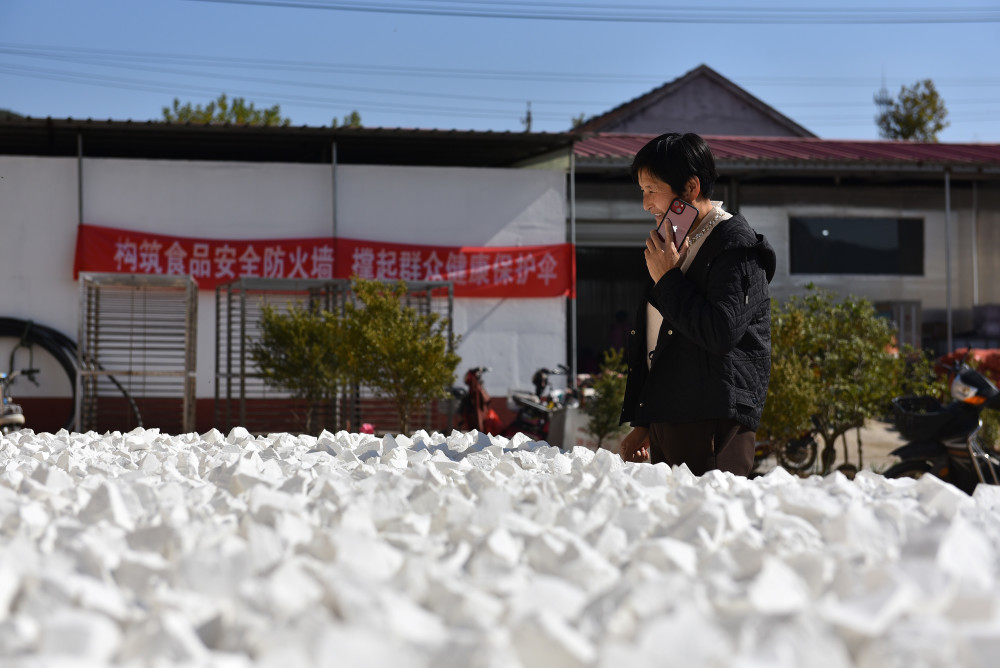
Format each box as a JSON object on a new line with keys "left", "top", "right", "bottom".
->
{"left": 162, "top": 93, "right": 296, "bottom": 126}
{"left": 582, "top": 347, "right": 629, "bottom": 448}
{"left": 875, "top": 79, "right": 949, "bottom": 142}
{"left": 760, "top": 285, "right": 944, "bottom": 473}
{"left": 339, "top": 278, "right": 461, "bottom": 434}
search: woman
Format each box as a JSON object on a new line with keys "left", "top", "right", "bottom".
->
{"left": 618, "top": 133, "right": 776, "bottom": 476}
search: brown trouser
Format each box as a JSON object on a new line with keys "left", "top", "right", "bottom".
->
{"left": 648, "top": 419, "right": 755, "bottom": 476}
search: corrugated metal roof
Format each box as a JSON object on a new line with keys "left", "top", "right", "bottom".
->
{"left": 0, "top": 118, "right": 576, "bottom": 167}
{"left": 4, "top": 116, "right": 573, "bottom": 139}
{"left": 574, "top": 133, "right": 1000, "bottom": 168}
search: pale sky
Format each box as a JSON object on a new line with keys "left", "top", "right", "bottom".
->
{"left": 1, "top": 0, "right": 998, "bottom": 142}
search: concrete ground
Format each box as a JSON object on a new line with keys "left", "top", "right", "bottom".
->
{"left": 832, "top": 419, "right": 908, "bottom": 472}
{"left": 604, "top": 419, "right": 910, "bottom": 477}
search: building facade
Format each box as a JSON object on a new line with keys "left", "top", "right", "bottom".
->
{"left": 570, "top": 135, "right": 1000, "bottom": 374}
{"left": 0, "top": 120, "right": 575, "bottom": 433}
{"left": 3, "top": 66, "right": 1000, "bottom": 434}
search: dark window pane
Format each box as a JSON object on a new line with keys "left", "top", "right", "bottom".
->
{"left": 574, "top": 247, "right": 649, "bottom": 374}
{"left": 789, "top": 217, "right": 923, "bottom": 275}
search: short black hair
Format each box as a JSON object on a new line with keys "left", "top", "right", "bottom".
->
{"left": 629, "top": 132, "right": 718, "bottom": 200}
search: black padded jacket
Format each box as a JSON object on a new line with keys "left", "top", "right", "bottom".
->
{"left": 619, "top": 213, "right": 777, "bottom": 431}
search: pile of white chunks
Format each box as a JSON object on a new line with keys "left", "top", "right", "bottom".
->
{"left": 3, "top": 427, "right": 1000, "bottom": 667}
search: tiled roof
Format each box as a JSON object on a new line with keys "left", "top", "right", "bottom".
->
{"left": 574, "top": 133, "right": 1000, "bottom": 168}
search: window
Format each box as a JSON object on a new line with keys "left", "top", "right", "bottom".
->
{"left": 789, "top": 217, "right": 923, "bottom": 275}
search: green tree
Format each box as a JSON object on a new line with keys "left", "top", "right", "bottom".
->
{"left": 163, "top": 93, "right": 291, "bottom": 126}
{"left": 247, "top": 302, "right": 343, "bottom": 434}
{"left": 875, "top": 79, "right": 949, "bottom": 142}
{"left": 583, "top": 347, "right": 630, "bottom": 449}
{"left": 964, "top": 357, "right": 1000, "bottom": 449}
{"left": 759, "top": 305, "right": 822, "bottom": 445}
{"left": 760, "top": 286, "right": 939, "bottom": 473}
{"left": 332, "top": 110, "right": 363, "bottom": 128}
{"left": 0, "top": 109, "right": 24, "bottom": 121}
{"left": 980, "top": 409, "right": 1000, "bottom": 450}
{"left": 340, "top": 278, "right": 461, "bottom": 434}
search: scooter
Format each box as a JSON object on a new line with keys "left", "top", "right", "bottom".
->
{"left": 501, "top": 392, "right": 554, "bottom": 441}
{"left": 885, "top": 361, "right": 1000, "bottom": 494}
{"left": 451, "top": 364, "right": 580, "bottom": 441}
{"left": 501, "top": 365, "right": 572, "bottom": 441}
{"left": 1, "top": 368, "right": 39, "bottom": 434}
{"left": 449, "top": 366, "right": 501, "bottom": 433}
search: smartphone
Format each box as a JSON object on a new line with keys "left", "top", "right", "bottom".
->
{"left": 655, "top": 198, "right": 699, "bottom": 247}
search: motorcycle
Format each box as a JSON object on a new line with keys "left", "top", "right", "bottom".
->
{"left": 501, "top": 364, "right": 574, "bottom": 442}
{"left": 751, "top": 428, "right": 820, "bottom": 476}
{"left": 1, "top": 368, "right": 39, "bottom": 434}
{"left": 450, "top": 364, "right": 586, "bottom": 443}
{"left": 885, "top": 361, "right": 1000, "bottom": 494}
{"left": 449, "top": 366, "right": 501, "bottom": 433}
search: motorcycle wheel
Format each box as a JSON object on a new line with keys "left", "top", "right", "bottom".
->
{"left": 501, "top": 421, "right": 531, "bottom": 440}
{"left": 883, "top": 460, "right": 932, "bottom": 480}
{"left": 777, "top": 434, "right": 818, "bottom": 472}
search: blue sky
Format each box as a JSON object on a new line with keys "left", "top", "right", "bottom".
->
{"left": 1, "top": 0, "right": 998, "bottom": 142}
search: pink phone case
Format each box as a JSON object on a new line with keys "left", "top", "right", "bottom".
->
{"left": 656, "top": 198, "right": 699, "bottom": 246}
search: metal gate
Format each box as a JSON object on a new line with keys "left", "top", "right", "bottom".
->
{"left": 214, "top": 278, "right": 454, "bottom": 435}
{"left": 76, "top": 274, "right": 198, "bottom": 433}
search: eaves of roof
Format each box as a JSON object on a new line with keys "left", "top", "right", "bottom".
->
{"left": 0, "top": 118, "right": 576, "bottom": 167}
{"left": 573, "top": 133, "right": 1000, "bottom": 175}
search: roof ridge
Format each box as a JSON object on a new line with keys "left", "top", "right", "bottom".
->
{"left": 571, "top": 64, "right": 815, "bottom": 138}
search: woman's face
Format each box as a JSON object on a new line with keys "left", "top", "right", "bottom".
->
{"left": 637, "top": 168, "right": 680, "bottom": 219}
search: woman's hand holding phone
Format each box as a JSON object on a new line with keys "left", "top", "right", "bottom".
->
{"left": 645, "top": 215, "right": 680, "bottom": 283}
{"left": 646, "top": 197, "right": 699, "bottom": 282}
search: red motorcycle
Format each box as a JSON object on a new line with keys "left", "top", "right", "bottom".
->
{"left": 451, "top": 365, "right": 574, "bottom": 440}
{"left": 450, "top": 366, "right": 501, "bottom": 433}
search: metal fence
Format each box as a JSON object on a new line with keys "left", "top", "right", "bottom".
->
{"left": 76, "top": 273, "right": 198, "bottom": 433}
{"left": 214, "top": 278, "right": 455, "bottom": 435}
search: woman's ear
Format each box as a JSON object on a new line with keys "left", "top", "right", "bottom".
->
{"left": 683, "top": 176, "right": 701, "bottom": 202}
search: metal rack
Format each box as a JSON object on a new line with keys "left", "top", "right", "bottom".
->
{"left": 76, "top": 273, "right": 198, "bottom": 433}
{"left": 214, "top": 278, "right": 454, "bottom": 435}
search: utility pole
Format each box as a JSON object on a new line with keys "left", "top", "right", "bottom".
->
{"left": 521, "top": 101, "right": 532, "bottom": 132}
{"left": 874, "top": 72, "right": 892, "bottom": 133}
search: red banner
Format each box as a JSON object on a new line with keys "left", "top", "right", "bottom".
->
{"left": 337, "top": 238, "right": 573, "bottom": 298}
{"left": 74, "top": 224, "right": 336, "bottom": 291}
{"left": 74, "top": 224, "right": 574, "bottom": 297}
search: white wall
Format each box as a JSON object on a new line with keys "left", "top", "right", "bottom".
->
{"left": 337, "top": 164, "right": 566, "bottom": 246}
{"left": 337, "top": 165, "right": 567, "bottom": 394}
{"left": 0, "top": 156, "right": 567, "bottom": 402}
{"left": 84, "top": 159, "right": 334, "bottom": 238}
{"left": 0, "top": 157, "right": 80, "bottom": 400}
